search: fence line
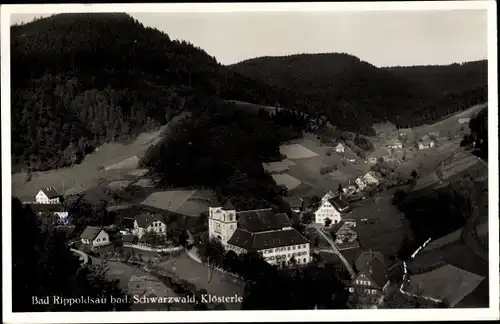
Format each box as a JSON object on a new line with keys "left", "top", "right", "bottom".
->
{"left": 123, "top": 243, "right": 183, "bottom": 253}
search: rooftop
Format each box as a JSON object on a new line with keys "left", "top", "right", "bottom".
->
{"left": 236, "top": 208, "right": 291, "bottom": 233}
{"left": 227, "top": 227, "right": 309, "bottom": 251}
{"left": 39, "top": 187, "right": 61, "bottom": 198}
{"left": 135, "top": 212, "right": 164, "bottom": 228}
{"left": 80, "top": 226, "right": 105, "bottom": 240}
{"left": 283, "top": 196, "right": 303, "bottom": 209}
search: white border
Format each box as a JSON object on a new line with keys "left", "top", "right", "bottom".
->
{"left": 1, "top": 2, "right": 498, "bottom": 323}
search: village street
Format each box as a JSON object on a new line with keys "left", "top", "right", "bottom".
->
{"left": 309, "top": 223, "right": 356, "bottom": 278}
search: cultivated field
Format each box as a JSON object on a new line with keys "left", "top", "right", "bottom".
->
{"left": 12, "top": 112, "right": 190, "bottom": 201}
{"left": 140, "top": 189, "right": 217, "bottom": 217}
{"left": 271, "top": 174, "right": 302, "bottom": 190}
{"left": 406, "top": 264, "right": 485, "bottom": 307}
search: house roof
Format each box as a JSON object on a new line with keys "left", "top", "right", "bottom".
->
{"left": 227, "top": 227, "right": 309, "bottom": 251}
{"left": 122, "top": 217, "right": 135, "bottom": 229}
{"left": 336, "top": 222, "right": 356, "bottom": 235}
{"left": 355, "top": 250, "right": 385, "bottom": 271}
{"left": 236, "top": 209, "right": 291, "bottom": 233}
{"left": 28, "top": 203, "right": 65, "bottom": 213}
{"left": 135, "top": 213, "right": 164, "bottom": 228}
{"left": 335, "top": 143, "right": 345, "bottom": 148}
{"left": 39, "top": 187, "right": 61, "bottom": 199}
{"left": 80, "top": 226, "right": 105, "bottom": 240}
{"left": 355, "top": 258, "right": 387, "bottom": 289}
{"left": 283, "top": 196, "right": 303, "bottom": 209}
{"left": 329, "top": 196, "right": 349, "bottom": 211}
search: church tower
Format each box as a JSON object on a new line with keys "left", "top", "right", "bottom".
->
{"left": 208, "top": 200, "right": 238, "bottom": 246}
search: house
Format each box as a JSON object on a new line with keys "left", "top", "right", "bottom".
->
{"left": 349, "top": 251, "right": 389, "bottom": 306}
{"left": 343, "top": 184, "right": 358, "bottom": 195}
{"left": 132, "top": 213, "right": 167, "bottom": 239}
{"left": 35, "top": 187, "right": 63, "bottom": 204}
{"left": 418, "top": 136, "right": 435, "bottom": 150}
{"left": 362, "top": 172, "right": 379, "bottom": 186}
{"left": 367, "top": 147, "right": 389, "bottom": 164}
{"left": 80, "top": 226, "right": 111, "bottom": 249}
{"left": 282, "top": 196, "right": 304, "bottom": 213}
{"left": 208, "top": 205, "right": 311, "bottom": 266}
{"left": 458, "top": 117, "right": 471, "bottom": 124}
{"left": 333, "top": 222, "right": 358, "bottom": 245}
{"left": 314, "top": 194, "right": 341, "bottom": 225}
{"left": 355, "top": 177, "right": 367, "bottom": 191}
{"left": 385, "top": 139, "right": 403, "bottom": 150}
{"left": 28, "top": 203, "right": 69, "bottom": 224}
{"left": 334, "top": 143, "right": 346, "bottom": 153}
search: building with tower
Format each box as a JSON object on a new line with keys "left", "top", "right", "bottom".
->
{"left": 208, "top": 201, "right": 311, "bottom": 266}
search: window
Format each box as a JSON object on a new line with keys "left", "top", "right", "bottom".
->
{"left": 96, "top": 239, "right": 100, "bottom": 242}
{"left": 303, "top": 258, "right": 306, "bottom": 263}
{"left": 292, "top": 246, "right": 296, "bottom": 250}
{"left": 102, "top": 237, "right": 106, "bottom": 241}
{"left": 287, "top": 246, "right": 290, "bottom": 251}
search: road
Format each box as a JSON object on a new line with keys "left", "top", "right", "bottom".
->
{"left": 309, "top": 224, "right": 356, "bottom": 278}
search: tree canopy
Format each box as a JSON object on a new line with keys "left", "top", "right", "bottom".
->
{"left": 12, "top": 197, "right": 130, "bottom": 311}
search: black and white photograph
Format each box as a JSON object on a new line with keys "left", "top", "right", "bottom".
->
{"left": 1, "top": 1, "right": 498, "bottom": 323}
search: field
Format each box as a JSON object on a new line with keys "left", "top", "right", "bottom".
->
{"left": 271, "top": 134, "right": 368, "bottom": 198}
{"left": 406, "top": 264, "right": 485, "bottom": 307}
{"left": 12, "top": 112, "right": 189, "bottom": 201}
{"left": 140, "top": 189, "right": 217, "bottom": 217}
{"left": 347, "top": 188, "right": 412, "bottom": 259}
{"left": 157, "top": 252, "right": 245, "bottom": 310}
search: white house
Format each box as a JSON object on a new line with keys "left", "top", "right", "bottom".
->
{"left": 418, "top": 139, "right": 435, "bottom": 150}
{"left": 209, "top": 204, "right": 311, "bottom": 266}
{"left": 35, "top": 187, "right": 62, "bottom": 204}
{"left": 362, "top": 172, "right": 379, "bottom": 186}
{"left": 132, "top": 213, "right": 167, "bottom": 239}
{"left": 80, "top": 226, "right": 111, "bottom": 249}
{"left": 334, "top": 143, "right": 346, "bottom": 153}
{"left": 355, "top": 177, "right": 367, "bottom": 190}
{"left": 313, "top": 193, "right": 350, "bottom": 225}
{"left": 386, "top": 140, "right": 403, "bottom": 150}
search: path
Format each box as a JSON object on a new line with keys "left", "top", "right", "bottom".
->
{"left": 309, "top": 224, "right": 356, "bottom": 278}
{"left": 70, "top": 248, "right": 89, "bottom": 265}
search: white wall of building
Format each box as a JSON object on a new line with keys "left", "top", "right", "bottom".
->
{"left": 208, "top": 207, "right": 237, "bottom": 245}
{"left": 314, "top": 201, "right": 341, "bottom": 225}
{"left": 35, "top": 190, "right": 61, "bottom": 204}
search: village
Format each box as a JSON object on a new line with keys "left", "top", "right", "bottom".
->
{"left": 19, "top": 103, "right": 485, "bottom": 310}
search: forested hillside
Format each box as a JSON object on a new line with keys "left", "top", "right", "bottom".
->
{"left": 10, "top": 13, "right": 290, "bottom": 171}
{"left": 230, "top": 53, "right": 487, "bottom": 132}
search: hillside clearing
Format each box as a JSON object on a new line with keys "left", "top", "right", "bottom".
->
{"left": 407, "top": 264, "right": 485, "bottom": 307}
{"left": 271, "top": 174, "right": 302, "bottom": 191}
{"left": 280, "top": 143, "right": 319, "bottom": 159}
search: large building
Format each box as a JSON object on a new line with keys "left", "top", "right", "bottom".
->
{"left": 208, "top": 203, "right": 311, "bottom": 266}
{"left": 313, "top": 192, "right": 350, "bottom": 225}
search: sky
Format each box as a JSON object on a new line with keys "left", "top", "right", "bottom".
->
{"left": 10, "top": 10, "right": 488, "bottom": 67}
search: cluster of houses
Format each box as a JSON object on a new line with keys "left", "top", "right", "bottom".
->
{"left": 25, "top": 187, "right": 69, "bottom": 224}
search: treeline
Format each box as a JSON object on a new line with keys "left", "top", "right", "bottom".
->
{"left": 197, "top": 235, "right": 349, "bottom": 310}
{"left": 392, "top": 179, "right": 477, "bottom": 259}
{"left": 461, "top": 106, "right": 488, "bottom": 160}
{"left": 10, "top": 13, "right": 295, "bottom": 171}
{"left": 12, "top": 197, "right": 130, "bottom": 311}
{"left": 230, "top": 53, "right": 487, "bottom": 134}
{"left": 141, "top": 96, "right": 305, "bottom": 210}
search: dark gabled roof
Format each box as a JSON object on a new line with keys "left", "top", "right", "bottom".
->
{"left": 354, "top": 258, "right": 387, "bottom": 289}
{"left": 80, "top": 226, "right": 105, "bottom": 240}
{"left": 283, "top": 196, "right": 303, "bottom": 209}
{"left": 39, "top": 187, "right": 61, "bottom": 199}
{"left": 355, "top": 250, "right": 385, "bottom": 271}
{"left": 236, "top": 209, "right": 291, "bottom": 233}
{"left": 329, "top": 196, "right": 349, "bottom": 211}
{"left": 134, "top": 213, "right": 164, "bottom": 228}
{"left": 122, "top": 217, "right": 135, "bottom": 229}
{"left": 28, "top": 203, "right": 65, "bottom": 213}
{"left": 227, "top": 228, "right": 309, "bottom": 251}
{"left": 336, "top": 222, "right": 356, "bottom": 235}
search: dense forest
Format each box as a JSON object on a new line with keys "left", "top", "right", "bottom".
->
{"left": 460, "top": 106, "right": 488, "bottom": 160}
{"left": 12, "top": 197, "right": 130, "bottom": 311}
{"left": 10, "top": 13, "right": 292, "bottom": 171}
{"left": 230, "top": 54, "right": 487, "bottom": 132}
{"left": 140, "top": 96, "right": 307, "bottom": 210}
{"left": 392, "top": 178, "right": 478, "bottom": 259}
